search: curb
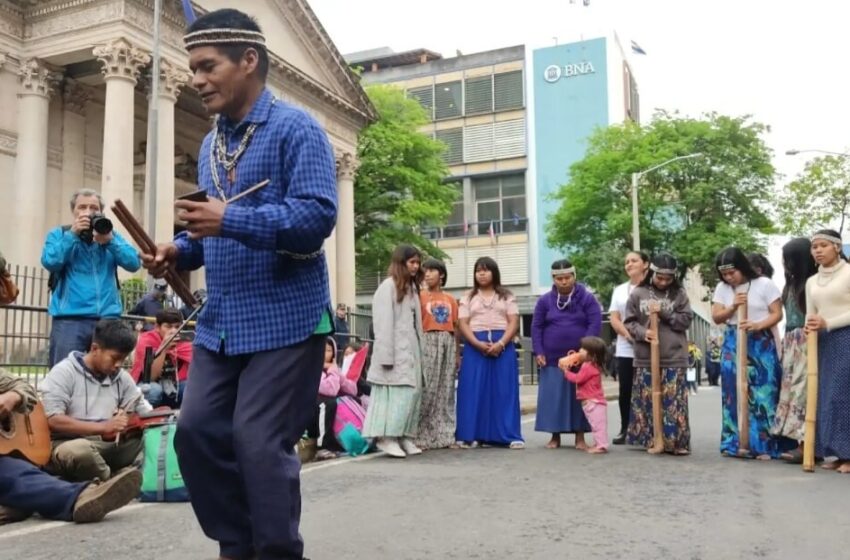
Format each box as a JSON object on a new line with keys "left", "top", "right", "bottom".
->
{"left": 519, "top": 391, "right": 619, "bottom": 416}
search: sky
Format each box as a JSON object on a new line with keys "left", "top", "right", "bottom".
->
{"left": 310, "top": 0, "right": 850, "bottom": 183}
{"left": 310, "top": 0, "right": 850, "bottom": 293}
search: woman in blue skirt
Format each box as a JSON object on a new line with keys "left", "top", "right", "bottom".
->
{"left": 456, "top": 257, "right": 524, "bottom": 449}
{"left": 804, "top": 229, "right": 850, "bottom": 473}
{"left": 711, "top": 247, "right": 794, "bottom": 459}
{"left": 531, "top": 259, "right": 601, "bottom": 449}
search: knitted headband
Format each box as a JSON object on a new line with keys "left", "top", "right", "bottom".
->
{"left": 811, "top": 232, "right": 842, "bottom": 245}
{"left": 650, "top": 263, "right": 676, "bottom": 275}
{"left": 183, "top": 28, "right": 266, "bottom": 50}
{"left": 551, "top": 266, "right": 576, "bottom": 277}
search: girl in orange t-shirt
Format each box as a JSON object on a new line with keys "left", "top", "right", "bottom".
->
{"left": 417, "top": 258, "right": 460, "bottom": 449}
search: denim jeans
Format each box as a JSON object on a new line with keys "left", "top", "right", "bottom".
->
{"left": 0, "top": 456, "right": 85, "bottom": 521}
{"left": 48, "top": 318, "right": 99, "bottom": 367}
{"left": 141, "top": 381, "right": 185, "bottom": 408}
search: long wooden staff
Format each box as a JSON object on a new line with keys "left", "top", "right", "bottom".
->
{"left": 650, "top": 310, "right": 664, "bottom": 453}
{"left": 737, "top": 304, "right": 750, "bottom": 456}
{"left": 110, "top": 200, "right": 197, "bottom": 308}
{"left": 803, "top": 331, "right": 819, "bottom": 472}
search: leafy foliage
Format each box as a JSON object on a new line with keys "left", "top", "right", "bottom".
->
{"left": 777, "top": 155, "right": 850, "bottom": 236}
{"left": 547, "top": 111, "right": 776, "bottom": 302}
{"left": 354, "top": 85, "right": 456, "bottom": 274}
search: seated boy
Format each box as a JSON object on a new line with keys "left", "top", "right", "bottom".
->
{"left": 130, "top": 309, "right": 192, "bottom": 407}
{"left": 41, "top": 319, "right": 152, "bottom": 482}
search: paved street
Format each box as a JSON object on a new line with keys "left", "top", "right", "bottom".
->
{"left": 2, "top": 387, "right": 849, "bottom": 560}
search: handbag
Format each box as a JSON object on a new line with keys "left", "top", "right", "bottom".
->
{"left": 0, "top": 270, "right": 18, "bottom": 305}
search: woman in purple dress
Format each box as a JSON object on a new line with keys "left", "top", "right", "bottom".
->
{"left": 532, "top": 259, "right": 603, "bottom": 449}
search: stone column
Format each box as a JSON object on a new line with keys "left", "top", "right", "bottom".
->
{"left": 335, "top": 152, "right": 358, "bottom": 309}
{"left": 93, "top": 39, "right": 150, "bottom": 231}
{"left": 60, "top": 80, "right": 92, "bottom": 220}
{"left": 144, "top": 58, "right": 189, "bottom": 244}
{"left": 13, "top": 58, "right": 60, "bottom": 267}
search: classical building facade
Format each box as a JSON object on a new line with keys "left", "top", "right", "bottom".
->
{"left": 0, "top": 0, "right": 374, "bottom": 309}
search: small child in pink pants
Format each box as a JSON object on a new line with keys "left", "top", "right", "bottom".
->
{"left": 559, "top": 336, "right": 609, "bottom": 454}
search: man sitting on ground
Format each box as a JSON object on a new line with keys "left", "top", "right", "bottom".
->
{"left": 130, "top": 309, "right": 192, "bottom": 407}
{"left": 40, "top": 319, "right": 152, "bottom": 483}
{"left": 0, "top": 368, "right": 141, "bottom": 525}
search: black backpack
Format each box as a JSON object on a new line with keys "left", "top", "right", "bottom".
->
{"left": 48, "top": 225, "right": 121, "bottom": 293}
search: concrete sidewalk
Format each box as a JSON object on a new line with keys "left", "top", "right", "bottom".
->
{"left": 519, "top": 376, "right": 619, "bottom": 415}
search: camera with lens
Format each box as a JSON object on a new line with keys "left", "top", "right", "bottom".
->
{"left": 79, "top": 212, "right": 113, "bottom": 244}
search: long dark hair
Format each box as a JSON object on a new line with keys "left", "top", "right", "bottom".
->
{"left": 640, "top": 252, "right": 682, "bottom": 293}
{"left": 387, "top": 245, "right": 423, "bottom": 303}
{"left": 470, "top": 256, "right": 512, "bottom": 300}
{"left": 782, "top": 238, "right": 817, "bottom": 313}
{"left": 747, "top": 252, "right": 774, "bottom": 279}
{"left": 715, "top": 247, "right": 758, "bottom": 284}
{"left": 580, "top": 336, "right": 607, "bottom": 371}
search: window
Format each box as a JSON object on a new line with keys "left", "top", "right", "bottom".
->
{"left": 463, "top": 118, "right": 526, "bottom": 163}
{"left": 472, "top": 173, "right": 527, "bottom": 234}
{"left": 464, "top": 75, "right": 493, "bottom": 115}
{"left": 435, "top": 128, "right": 463, "bottom": 165}
{"left": 443, "top": 182, "right": 465, "bottom": 238}
{"left": 494, "top": 71, "right": 523, "bottom": 111}
{"left": 434, "top": 80, "right": 462, "bottom": 119}
{"left": 407, "top": 86, "right": 434, "bottom": 118}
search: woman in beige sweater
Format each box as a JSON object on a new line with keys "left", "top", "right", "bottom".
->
{"left": 805, "top": 229, "right": 850, "bottom": 473}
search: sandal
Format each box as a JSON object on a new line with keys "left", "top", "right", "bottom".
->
{"left": 509, "top": 441, "right": 525, "bottom": 450}
{"left": 781, "top": 448, "right": 803, "bottom": 464}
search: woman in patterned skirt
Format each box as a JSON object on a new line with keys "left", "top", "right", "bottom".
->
{"left": 415, "top": 258, "right": 460, "bottom": 450}
{"left": 624, "top": 253, "right": 693, "bottom": 455}
{"left": 804, "top": 229, "right": 850, "bottom": 473}
{"left": 771, "top": 238, "right": 817, "bottom": 462}
{"left": 711, "top": 247, "right": 794, "bottom": 459}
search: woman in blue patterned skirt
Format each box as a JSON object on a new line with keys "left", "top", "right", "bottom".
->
{"left": 711, "top": 247, "right": 794, "bottom": 459}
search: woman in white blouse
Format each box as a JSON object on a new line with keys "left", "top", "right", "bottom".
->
{"left": 711, "top": 247, "right": 794, "bottom": 460}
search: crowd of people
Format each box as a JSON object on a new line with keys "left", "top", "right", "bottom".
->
{"left": 1, "top": 8, "right": 849, "bottom": 560}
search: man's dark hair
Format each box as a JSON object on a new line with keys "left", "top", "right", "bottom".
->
{"left": 156, "top": 309, "right": 183, "bottom": 326}
{"left": 92, "top": 319, "right": 137, "bottom": 355}
{"left": 187, "top": 9, "right": 269, "bottom": 80}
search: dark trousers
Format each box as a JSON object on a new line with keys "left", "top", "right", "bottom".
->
{"left": 706, "top": 360, "right": 720, "bottom": 385}
{"left": 0, "top": 456, "right": 85, "bottom": 521}
{"left": 307, "top": 396, "right": 343, "bottom": 452}
{"left": 48, "top": 317, "right": 98, "bottom": 367}
{"left": 175, "top": 336, "right": 325, "bottom": 560}
{"left": 616, "top": 357, "right": 634, "bottom": 435}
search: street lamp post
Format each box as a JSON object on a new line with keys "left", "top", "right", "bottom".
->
{"left": 786, "top": 149, "right": 849, "bottom": 157}
{"left": 631, "top": 153, "right": 703, "bottom": 251}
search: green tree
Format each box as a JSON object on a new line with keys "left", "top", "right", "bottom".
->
{"left": 777, "top": 155, "right": 850, "bottom": 236}
{"left": 354, "top": 85, "right": 456, "bottom": 274}
{"left": 547, "top": 111, "right": 776, "bottom": 302}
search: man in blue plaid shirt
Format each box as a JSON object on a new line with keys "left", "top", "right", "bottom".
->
{"left": 142, "top": 9, "right": 335, "bottom": 560}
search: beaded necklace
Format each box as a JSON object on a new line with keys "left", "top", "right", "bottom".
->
{"left": 209, "top": 98, "right": 276, "bottom": 199}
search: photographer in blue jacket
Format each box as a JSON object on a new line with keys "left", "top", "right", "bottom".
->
{"left": 41, "top": 189, "right": 140, "bottom": 366}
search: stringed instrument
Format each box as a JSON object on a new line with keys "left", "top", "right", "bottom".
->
{"left": 0, "top": 402, "right": 51, "bottom": 466}
{"left": 101, "top": 407, "right": 177, "bottom": 442}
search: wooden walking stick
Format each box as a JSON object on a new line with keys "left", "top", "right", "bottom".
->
{"left": 649, "top": 310, "right": 664, "bottom": 453}
{"left": 803, "top": 331, "right": 819, "bottom": 472}
{"left": 737, "top": 304, "right": 750, "bottom": 456}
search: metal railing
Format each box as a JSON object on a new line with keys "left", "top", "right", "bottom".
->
{"left": 2, "top": 263, "right": 714, "bottom": 390}
{"left": 421, "top": 218, "right": 529, "bottom": 241}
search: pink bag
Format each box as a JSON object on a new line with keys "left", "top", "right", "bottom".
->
{"left": 333, "top": 396, "right": 366, "bottom": 436}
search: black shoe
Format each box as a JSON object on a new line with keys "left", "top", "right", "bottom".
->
{"left": 613, "top": 433, "right": 626, "bottom": 445}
